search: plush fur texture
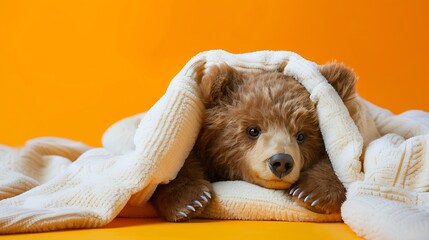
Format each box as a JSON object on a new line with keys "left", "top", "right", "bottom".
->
{"left": 151, "top": 62, "right": 357, "bottom": 221}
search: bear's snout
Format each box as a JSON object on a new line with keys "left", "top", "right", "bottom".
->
{"left": 268, "top": 153, "right": 294, "bottom": 179}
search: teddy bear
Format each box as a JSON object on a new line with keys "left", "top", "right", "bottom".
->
{"left": 151, "top": 62, "right": 357, "bottom": 221}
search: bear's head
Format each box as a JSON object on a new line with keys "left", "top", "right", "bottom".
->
{"left": 195, "top": 62, "right": 357, "bottom": 189}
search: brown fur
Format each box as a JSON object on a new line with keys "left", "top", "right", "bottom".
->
{"left": 197, "top": 66, "right": 322, "bottom": 186}
{"left": 151, "top": 62, "right": 357, "bottom": 221}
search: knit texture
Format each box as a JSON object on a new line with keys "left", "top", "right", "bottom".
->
{"left": 1, "top": 50, "right": 428, "bottom": 239}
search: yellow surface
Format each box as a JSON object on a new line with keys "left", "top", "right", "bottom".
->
{"left": 1, "top": 218, "right": 362, "bottom": 240}
{"left": 1, "top": 0, "right": 429, "bottom": 147}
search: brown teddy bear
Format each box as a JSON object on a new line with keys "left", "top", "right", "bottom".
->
{"left": 151, "top": 62, "right": 357, "bottom": 221}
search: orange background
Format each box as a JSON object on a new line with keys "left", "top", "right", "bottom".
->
{"left": 1, "top": 0, "right": 428, "bottom": 147}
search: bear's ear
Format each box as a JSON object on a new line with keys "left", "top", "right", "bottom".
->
{"left": 319, "top": 62, "right": 357, "bottom": 103}
{"left": 198, "top": 63, "right": 242, "bottom": 107}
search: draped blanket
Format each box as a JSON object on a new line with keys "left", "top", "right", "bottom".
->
{"left": 1, "top": 50, "right": 428, "bottom": 240}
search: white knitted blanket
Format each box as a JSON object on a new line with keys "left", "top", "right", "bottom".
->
{"left": 1, "top": 50, "right": 428, "bottom": 239}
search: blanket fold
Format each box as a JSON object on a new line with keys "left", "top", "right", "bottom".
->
{"left": 1, "top": 50, "right": 428, "bottom": 240}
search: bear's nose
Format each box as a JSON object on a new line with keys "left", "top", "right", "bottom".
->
{"left": 268, "top": 153, "right": 294, "bottom": 179}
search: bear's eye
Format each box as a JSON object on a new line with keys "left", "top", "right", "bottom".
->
{"left": 296, "top": 132, "right": 306, "bottom": 144}
{"left": 247, "top": 127, "right": 261, "bottom": 139}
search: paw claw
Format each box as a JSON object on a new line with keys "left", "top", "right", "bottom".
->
{"left": 311, "top": 199, "right": 319, "bottom": 207}
{"left": 298, "top": 191, "right": 305, "bottom": 199}
{"left": 289, "top": 187, "right": 296, "bottom": 195}
{"left": 304, "top": 194, "right": 311, "bottom": 203}
{"left": 200, "top": 195, "right": 208, "bottom": 202}
{"left": 292, "top": 188, "right": 300, "bottom": 197}
{"left": 186, "top": 205, "right": 196, "bottom": 212}
{"left": 203, "top": 191, "right": 212, "bottom": 199}
{"left": 194, "top": 200, "right": 203, "bottom": 208}
{"left": 177, "top": 211, "right": 188, "bottom": 218}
